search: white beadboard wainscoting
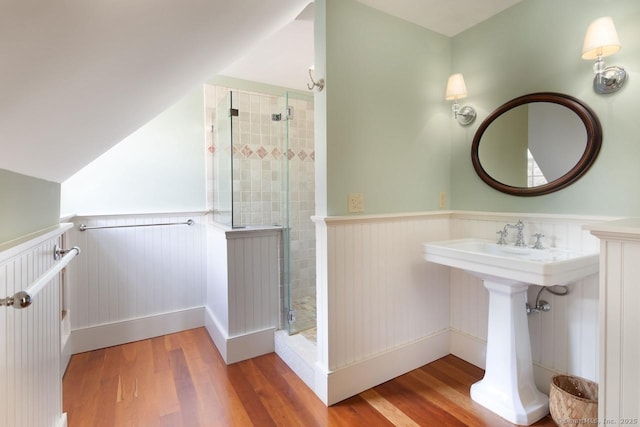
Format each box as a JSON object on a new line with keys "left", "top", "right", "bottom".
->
{"left": 0, "top": 224, "right": 74, "bottom": 427}
{"left": 311, "top": 213, "right": 451, "bottom": 405}
{"left": 64, "top": 213, "right": 207, "bottom": 355}
{"left": 586, "top": 219, "right": 640, "bottom": 423}
{"left": 206, "top": 223, "right": 282, "bottom": 363}
{"left": 303, "top": 211, "right": 613, "bottom": 406}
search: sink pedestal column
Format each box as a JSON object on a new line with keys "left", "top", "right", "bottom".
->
{"left": 470, "top": 280, "right": 549, "bottom": 426}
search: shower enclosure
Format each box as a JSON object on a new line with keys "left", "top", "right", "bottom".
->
{"left": 206, "top": 85, "right": 316, "bottom": 336}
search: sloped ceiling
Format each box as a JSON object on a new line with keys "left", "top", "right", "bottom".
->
{"left": 0, "top": 0, "right": 523, "bottom": 184}
{"left": 0, "top": 0, "right": 310, "bottom": 183}
{"left": 220, "top": 3, "right": 315, "bottom": 91}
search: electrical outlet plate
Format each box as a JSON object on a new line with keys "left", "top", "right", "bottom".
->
{"left": 348, "top": 192, "right": 365, "bottom": 213}
{"left": 439, "top": 192, "right": 447, "bottom": 209}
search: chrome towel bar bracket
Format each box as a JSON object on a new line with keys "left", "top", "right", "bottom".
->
{"left": 1, "top": 245, "right": 80, "bottom": 309}
{"left": 54, "top": 244, "right": 81, "bottom": 260}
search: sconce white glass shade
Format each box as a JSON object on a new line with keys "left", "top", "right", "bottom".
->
{"left": 582, "top": 16, "right": 621, "bottom": 60}
{"left": 445, "top": 73, "right": 468, "bottom": 101}
{"left": 581, "top": 16, "right": 626, "bottom": 94}
{"left": 445, "top": 73, "right": 475, "bottom": 125}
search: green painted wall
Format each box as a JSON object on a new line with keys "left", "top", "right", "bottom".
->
{"left": 319, "top": 0, "right": 640, "bottom": 217}
{"left": 450, "top": 0, "right": 640, "bottom": 215}
{"left": 0, "top": 169, "right": 60, "bottom": 244}
{"left": 209, "top": 75, "right": 312, "bottom": 101}
{"left": 321, "top": 0, "right": 451, "bottom": 215}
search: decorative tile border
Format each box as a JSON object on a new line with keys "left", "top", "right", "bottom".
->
{"left": 208, "top": 144, "right": 315, "bottom": 162}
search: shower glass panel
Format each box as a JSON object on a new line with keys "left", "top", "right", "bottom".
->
{"left": 230, "top": 90, "right": 287, "bottom": 229}
{"left": 210, "top": 91, "right": 232, "bottom": 226}
{"left": 285, "top": 92, "right": 316, "bottom": 336}
{"left": 207, "top": 85, "right": 315, "bottom": 337}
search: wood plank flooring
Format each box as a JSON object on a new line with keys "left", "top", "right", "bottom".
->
{"left": 63, "top": 328, "right": 557, "bottom": 426}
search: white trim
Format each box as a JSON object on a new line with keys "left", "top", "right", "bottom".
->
{"left": 320, "top": 330, "right": 450, "bottom": 405}
{"left": 450, "top": 210, "right": 618, "bottom": 223}
{"left": 68, "top": 307, "right": 205, "bottom": 354}
{"left": 0, "top": 223, "right": 73, "bottom": 263}
{"left": 275, "top": 330, "right": 317, "bottom": 391}
{"left": 67, "top": 210, "right": 210, "bottom": 219}
{"left": 450, "top": 329, "right": 487, "bottom": 369}
{"left": 204, "top": 306, "right": 275, "bottom": 364}
{"left": 205, "top": 306, "right": 228, "bottom": 361}
{"left": 585, "top": 217, "right": 640, "bottom": 242}
{"left": 56, "top": 413, "right": 68, "bottom": 427}
{"left": 311, "top": 210, "right": 618, "bottom": 227}
{"left": 226, "top": 328, "right": 275, "bottom": 364}
{"left": 224, "top": 226, "right": 283, "bottom": 239}
{"left": 312, "top": 211, "right": 451, "bottom": 225}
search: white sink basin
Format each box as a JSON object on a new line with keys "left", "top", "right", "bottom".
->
{"left": 423, "top": 237, "right": 599, "bottom": 425}
{"left": 423, "top": 238, "right": 599, "bottom": 286}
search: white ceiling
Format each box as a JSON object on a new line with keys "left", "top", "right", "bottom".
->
{"left": 0, "top": 0, "right": 309, "bottom": 182}
{"left": 356, "top": 0, "right": 522, "bottom": 37}
{"left": 221, "top": 3, "right": 315, "bottom": 92}
{"left": 0, "top": 0, "right": 522, "bottom": 183}
{"left": 221, "top": 0, "right": 522, "bottom": 91}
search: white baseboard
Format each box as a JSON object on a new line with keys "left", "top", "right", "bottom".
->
{"left": 57, "top": 413, "right": 68, "bottom": 427}
{"left": 61, "top": 337, "right": 72, "bottom": 375}
{"left": 532, "top": 362, "right": 559, "bottom": 395}
{"left": 68, "top": 307, "right": 205, "bottom": 354}
{"left": 274, "top": 330, "right": 317, "bottom": 391}
{"left": 320, "top": 330, "right": 450, "bottom": 405}
{"left": 205, "top": 306, "right": 275, "bottom": 364}
{"left": 450, "top": 328, "right": 487, "bottom": 369}
{"left": 61, "top": 312, "right": 72, "bottom": 374}
{"left": 205, "top": 306, "right": 228, "bottom": 360}
{"left": 450, "top": 328, "right": 558, "bottom": 395}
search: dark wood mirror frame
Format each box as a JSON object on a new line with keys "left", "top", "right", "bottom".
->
{"left": 471, "top": 92, "right": 602, "bottom": 196}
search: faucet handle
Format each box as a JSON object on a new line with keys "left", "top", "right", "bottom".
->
{"left": 532, "top": 232, "right": 545, "bottom": 249}
{"left": 496, "top": 229, "right": 508, "bottom": 245}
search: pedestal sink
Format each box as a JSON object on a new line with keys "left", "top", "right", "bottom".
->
{"left": 423, "top": 238, "right": 599, "bottom": 425}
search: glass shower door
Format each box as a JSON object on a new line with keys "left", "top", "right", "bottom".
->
{"left": 210, "top": 91, "right": 232, "bottom": 226}
{"left": 284, "top": 91, "right": 316, "bottom": 337}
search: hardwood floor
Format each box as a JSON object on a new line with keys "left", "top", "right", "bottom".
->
{"left": 63, "top": 328, "right": 557, "bottom": 426}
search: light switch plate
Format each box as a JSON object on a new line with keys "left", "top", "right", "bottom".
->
{"left": 348, "top": 192, "right": 365, "bottom": 213}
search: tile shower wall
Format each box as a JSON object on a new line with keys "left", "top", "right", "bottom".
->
{"left": 205, "top": 84, "right": 316, "bottom": 308}
{"left": 287, "top": 97, "right": 316, "bottom": 303}
{"left": 232, "top": 91, "right": 286, "bottom": 227}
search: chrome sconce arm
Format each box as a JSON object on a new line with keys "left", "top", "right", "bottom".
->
{"left": 591, "top": 55, "right": 626, "bottom": 94}
{"left": 452, "top": 102, "right": 477, "bottom": 126}
{"left": 582, "top": 16, "right": 627, "bottom": 94}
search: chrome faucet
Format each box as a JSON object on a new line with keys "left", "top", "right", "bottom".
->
{"left": 496, "top": 228, "right": 508, "bottom": 245}
{"left": 505, "top": 220, "right": 526, "bottom": 247}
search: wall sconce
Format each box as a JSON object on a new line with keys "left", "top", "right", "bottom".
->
{"left": 307, "top": 66, "right": 324, "bottom": 92}
{"left": 445, "top": 73, "right": 476, "bottom": 126}
{"left": 582, "top": 16, "right": 626, "bottom": 94}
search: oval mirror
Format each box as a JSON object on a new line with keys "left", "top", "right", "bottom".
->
{"left": 471, "top": 92, "right": 602, "bottom": 196}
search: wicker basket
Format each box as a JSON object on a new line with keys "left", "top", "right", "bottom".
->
{"left": 549, "top": 375, "right": 598, "bottom": 427}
